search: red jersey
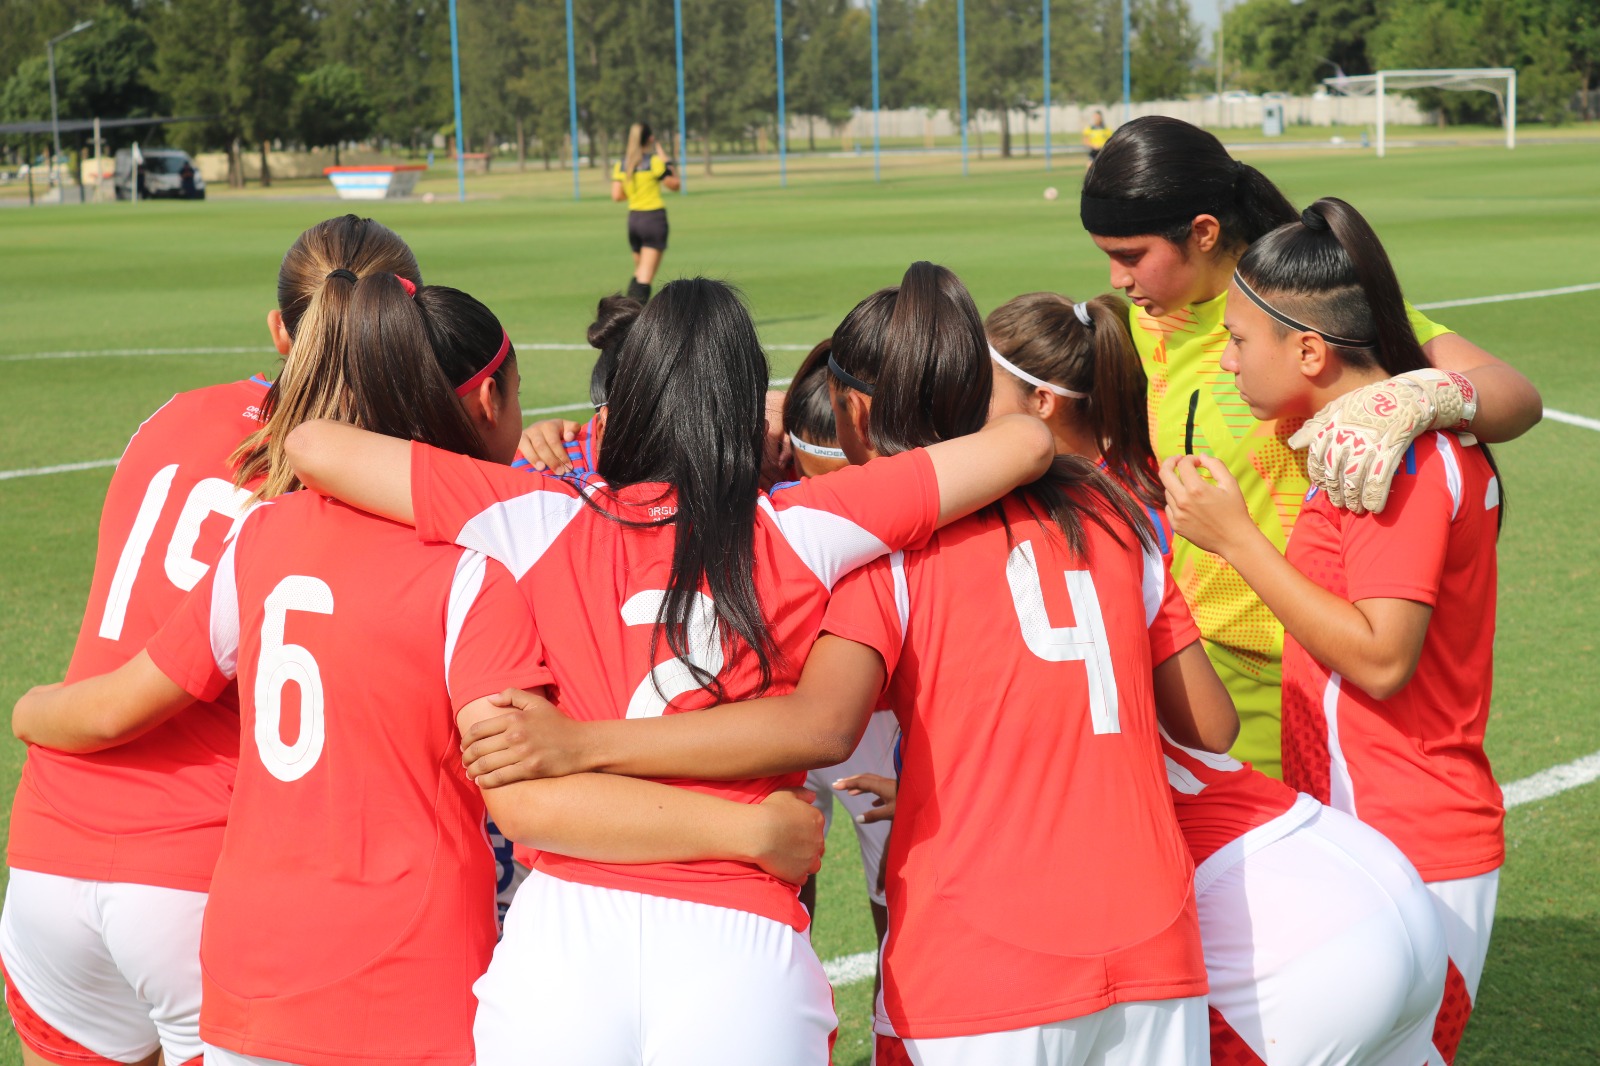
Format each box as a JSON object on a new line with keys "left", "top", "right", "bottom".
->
{"left": 146, "top": 493, "right": 548, "bottom": 1066}
{"left": 9, "top": 377, "right": 268, "bottom": 893}
{"left": 1162, "top": 733, "right": 1303, "bottom": 873}
{"left": 1281, "top": 431, "right": 1503, "bottom": 882}
{"left": 411, "top": 444, "right": 942, "bottom": 931}
{"left": 822, "top": 492, "right": 1209, "bottom": 1038}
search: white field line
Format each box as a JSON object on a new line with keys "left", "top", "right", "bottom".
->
{"left": 1414, "top": 282, "right": 1600, "bottom": 312}
{"left": 820, "top": 747, "right": 1600, "bottom": 987}
{"left": 1543, "top": 408, "right": 1600, "bottom": 433}
{"left": 0, "top": 459, "right": 120, "bottom": 481}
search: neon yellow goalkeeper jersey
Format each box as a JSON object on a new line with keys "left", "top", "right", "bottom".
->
{"left": 1132, "top": 291, "right": 1452, "bottom": 683}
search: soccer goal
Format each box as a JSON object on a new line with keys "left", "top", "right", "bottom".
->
{"left": 1323, "top": 68, "right": 1517, "bottom": 158}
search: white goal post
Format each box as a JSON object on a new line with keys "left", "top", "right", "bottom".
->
{"left": 1322, "top": 68, "right": 1517, "bottom": 158}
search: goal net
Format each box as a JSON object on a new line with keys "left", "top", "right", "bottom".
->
{"left": 1322, "top": 68, "right": 1517, "bottom": 157}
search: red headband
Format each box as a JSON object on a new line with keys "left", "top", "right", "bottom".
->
{"left": 455, "top": 330, "right": 511, "bottom": 396}
{"left": 394, "top": 274, "right": 417, "bottom": 297}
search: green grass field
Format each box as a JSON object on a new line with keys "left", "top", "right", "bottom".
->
{"left": 3, "top": 141, "right": 1599, "bottom": 1064}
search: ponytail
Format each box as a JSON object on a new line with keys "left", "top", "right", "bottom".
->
{"left": 1238, "top": 196, "right": 1503, "bottom": 531}
{"left": 985, "top": 292, "right": 1162, "bottom": 510}
{"left": 847, "top": 262, "right": 1156, "bottom": 557}
{"left": 234, "top": 273, "right": 506, "bottom": 501}
{"left": 622, "top": 122, "right": 651, "bottom": 188}
{"left": 1081, "top": 116, "right": 1295, "bottom": 252}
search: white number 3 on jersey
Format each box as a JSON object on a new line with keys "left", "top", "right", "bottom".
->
{"left": 1005, "top": 542, "right": 1120, "bottom": 734}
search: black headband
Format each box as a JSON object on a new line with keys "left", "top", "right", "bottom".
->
{"left": 1231, "top": 271, "right": 1377, "bottom": 350}
{"left": 1079, "top": 190, "right": 1231, "bottom": 237}
{"left": 828, "top": 352, "right": 876, "bottom": 396}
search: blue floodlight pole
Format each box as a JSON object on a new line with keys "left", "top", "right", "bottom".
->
{"left": 1121, "top": 0, "right": 1131, "bottom": 121}
{"left": 674, "top": 0, "right": 687, "bottom": 192}
{"left": 958, "top": 0, "right": 968, "bottom": 176}
{"left": 448, "top": 0, "right": 466, "bottom": 202}
{"left": 775, "top": 0, "right": 787, "bottom": 188}
{"left": 565, "top": 0, "right": 581, "bottom": 200}
{"left": 1042, "top": 0, "right": 1051, "bottom": 170}
{"left": 871, "top": 0, "right": 881, "bottom": 181}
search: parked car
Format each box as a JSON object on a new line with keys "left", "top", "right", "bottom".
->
{"left": 114, "top": 148, "right": 205, "bottom": 200}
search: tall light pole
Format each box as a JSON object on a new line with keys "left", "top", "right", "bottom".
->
{"left": 47, "top": 19, "right": 93, "bottom": 202}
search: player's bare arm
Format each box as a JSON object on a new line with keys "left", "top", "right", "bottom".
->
{"left": 1162, "top": 455, "right": 1432, "bottom": 699}
{"left": 12, "top": 652, "right": 195, "bottom": 754}
{"left": 285, "top": 420, "right": 416, "bottom": 523}
{"left": 466, "top": 635, "right": 886, "bottom": 784}
{"left": 456, "top": 693, "right": 825, "bottom": 884}
{"left": 924, "top": 412, "right": 1054, "bottom": 525}
{"left": 1151, "top": 642, "right": 1240, "bottom": 754}
{"left": 1424, "top": 332, "right": 1543, "bottom": 442}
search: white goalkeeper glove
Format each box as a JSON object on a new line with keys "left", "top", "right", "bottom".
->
{"left": 1288, "top": 368, "right": 1478, "bottom": 516}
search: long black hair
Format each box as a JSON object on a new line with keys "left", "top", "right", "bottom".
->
{"left": 592, "top": 277, "right": 779, "bottom": 698}
{"left": 783, "top": 339, "right": 840, "bottom": 447}
{"left": 835, "top": 261, "right": 1155, "bottom": 556}
{"left": 1238, "top": 197, "right": 1504, "bottom": 529}
{"left": 1081, "top": 116, "right": 1296, "bottom": 253}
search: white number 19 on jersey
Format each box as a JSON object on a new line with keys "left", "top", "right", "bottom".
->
{"left": 1005, "top": 541, "right": 1120, "bottom": 734}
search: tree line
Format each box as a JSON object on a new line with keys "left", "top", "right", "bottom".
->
{"left": 1, "top": 0, "right": 1204, "bottom": 185}
{"left": 1221, "top": 0, "right": 1598, "bottom": 124}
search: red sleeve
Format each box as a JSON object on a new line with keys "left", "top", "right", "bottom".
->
{"left": 1146, "top": 547, "right": 1200, "bottom": 667}
{"left": 146, "top": 539, "right": 235, "bottom": 703}
{"left": 819, "top": 554, "right": 906, "bottom": 687}
{"left": 1340, "top": 450, "right": 1454, "bottom": 606}
{"left": 766, "top": 448, "right": 939, "bottom": 590}
{"left": 445, "top": 556, "right": 554, "bottom": 712}
{"left": 412, "top": 441, "right": 584, "bottom": 581}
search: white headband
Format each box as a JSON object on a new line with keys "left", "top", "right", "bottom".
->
{"left": 789, "top": 433, "right": 846, "bottom": 460}
{"left": 988, "top": 343, "right": 1088, "bottom": 399}
{"left": 1074, "top": 301, "right": 1094, "bottom": 327}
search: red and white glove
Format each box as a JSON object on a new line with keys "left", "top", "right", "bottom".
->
{"left": 1288, "top": 368, "right": 1477, "bottom": 515}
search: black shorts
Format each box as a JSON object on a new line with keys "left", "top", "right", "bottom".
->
{"left": 628, "top": 209, "right": 669, "bottom": 253}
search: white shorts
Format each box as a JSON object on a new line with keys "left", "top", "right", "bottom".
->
{"left": 806, "top": 710, "right": 897, "bottom": 906}
{"left": 1423, "top": 868, "right": 1499, "bottom": 1064}
{"left": 881, "top": 996, "right": 1207, "bottom": 1066}
{"left": 0, "top": 868, "right": 206, "bottom": 1065}
{"left": 474, "top": 868, "right": 836, "bottom": 1065}
{"left": 1198, "top": 798, "right": 1447, "bottom": 1066}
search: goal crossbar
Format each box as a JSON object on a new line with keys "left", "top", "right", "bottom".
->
{"left": 1323, "top": 68, "right": 1517, "bottom": 157}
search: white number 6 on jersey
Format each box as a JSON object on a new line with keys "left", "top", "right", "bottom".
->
{"left": 621, "top": 590, "right": 724, "bottom": 718}
{"left": 255, "top": 576, "right": 335, "bottom": 781}
{"left": 1005, "top": 541, "right": 1120, "bottom": 734}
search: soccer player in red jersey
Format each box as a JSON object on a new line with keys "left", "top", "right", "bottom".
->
{"left": 0, "top": 215, "right": 420, "bottom": 1066}
{"left": 987, "top": 288, "right": 1449, "bottom": 1064}
{"left": 1162, "top": 198, "right": 1505, "bottom": 1064}
{"left": 286, "top": 275, "right": 1056, "bottom": 1066}
{"left": 15, "top": 278, "right": 827, "bottom": 1066}
{"left": 443, "top": 265, "right": 1227, "bottom": 1065}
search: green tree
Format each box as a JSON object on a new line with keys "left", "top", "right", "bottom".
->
{"left": 316, "top": 0, "right": 452, "bottom": 153}
{"left": 292, "top": 63, "right": 375, "bottom": 165}
{"left": 1130, "top": 0, "right": 1200, "bottom": 101}
{"left": 789, "top": 0, "right": 867, "bottom": 150}
{"left": 1370, "top": 0, "right": 1485, "bottom": 125}
{"left": 1223, "top": 0, "right": 1379, "bottom": 93}
{"left": 151, "top": 0, "right": 307, "bottom": 185}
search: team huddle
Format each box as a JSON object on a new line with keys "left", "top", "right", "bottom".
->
{"left": 5, "top": 117, "right": 1536, "bottom": 1066}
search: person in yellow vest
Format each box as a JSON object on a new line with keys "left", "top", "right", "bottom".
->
{"left": 611, "top": 122, "right": 680, "bottom": 302}
{"left": 1078, "top": 116, "right": 1543, "bottom": 778}
{"left": 1081, "top": 110, "right": 1112, "bottom": 161}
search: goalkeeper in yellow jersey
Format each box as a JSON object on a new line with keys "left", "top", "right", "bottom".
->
{"left": 1077, "top": 116, "right": 1543, "bottom": 777}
